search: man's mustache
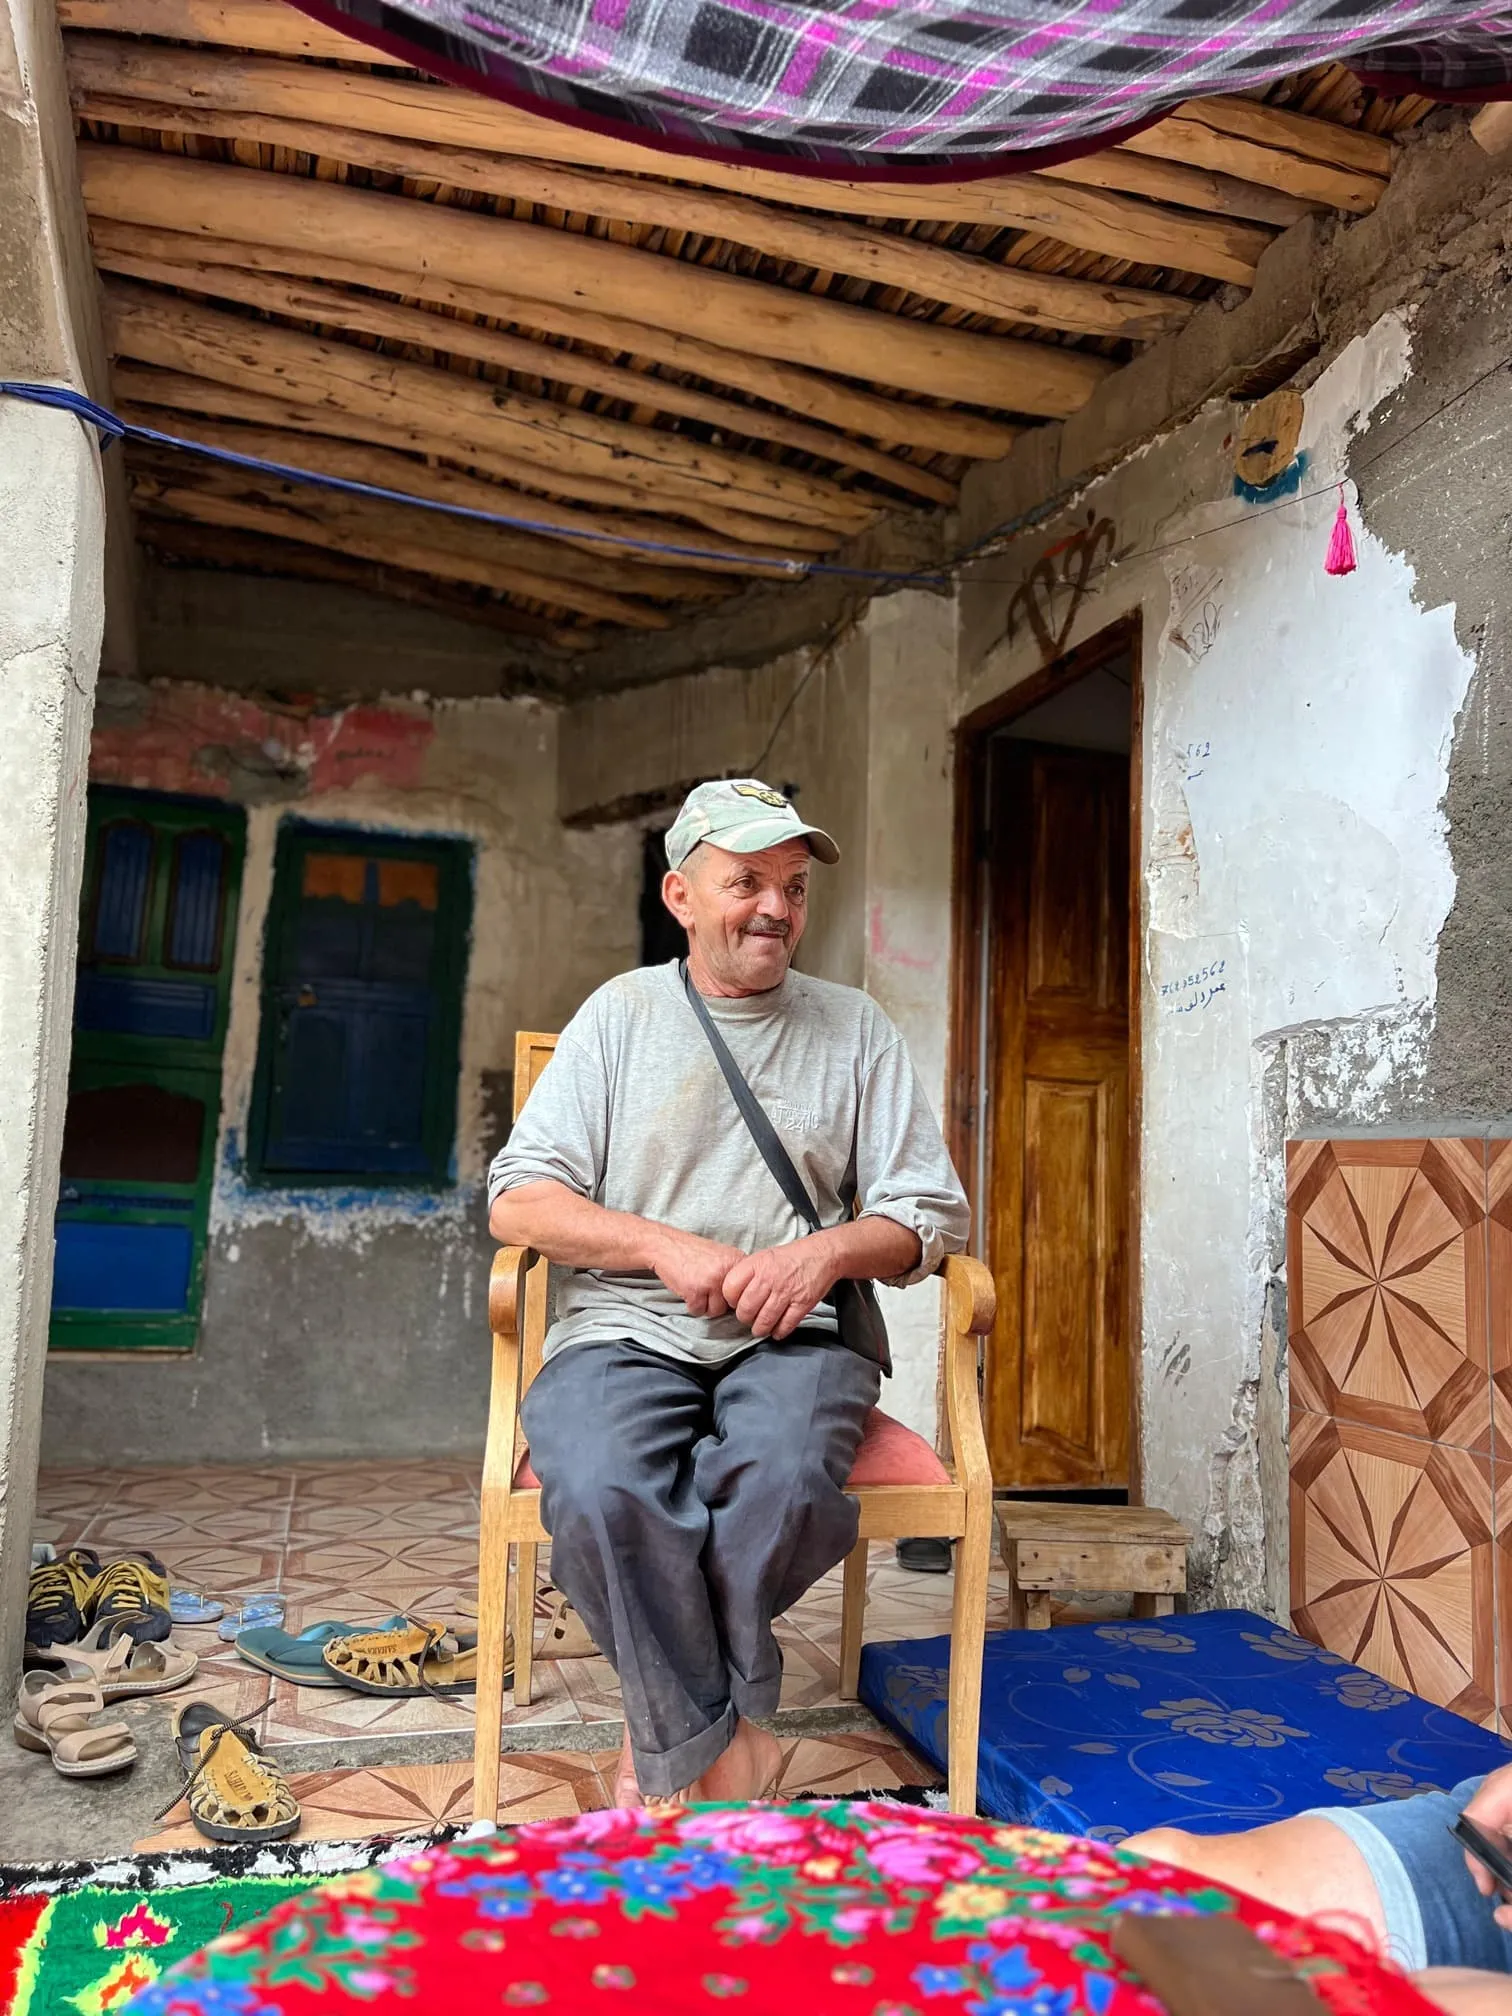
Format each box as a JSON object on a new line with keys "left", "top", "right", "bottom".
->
{"left": 741, "top": 918, "right": 791, "bottom": 938}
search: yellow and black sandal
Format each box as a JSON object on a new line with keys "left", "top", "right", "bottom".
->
{"left": 321, "top": 1618, "right": 482, "bottom": 1698}
{"left": 167, "top": 1700, "right": 300, "bottom": 1844}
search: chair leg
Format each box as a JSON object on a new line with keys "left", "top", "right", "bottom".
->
{"left": 513, "top": 1539, "right": 539, "bottom": 1708}
{"left": 473, "top": 1496, "right": 511, "bottom": 1827}
{"left": 838, "top": 1541, "right": 868, "bottom": 1700}
{"left": 945, "top": 1500, "right": 992, "bottom": 1818}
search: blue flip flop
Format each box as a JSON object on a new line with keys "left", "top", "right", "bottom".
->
{"left": 170, "top": 1589, "right": 226, "bottom": 1625}
{"left": 217, "top": 1597, "right": 285, "bottom": 1643}
{"left": 234, "top": 1617, "right": 407, "bottom": 1687}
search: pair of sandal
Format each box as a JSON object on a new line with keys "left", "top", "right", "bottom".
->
{"left": 236, "top": 1616, "right": 482, "bottom": 1698}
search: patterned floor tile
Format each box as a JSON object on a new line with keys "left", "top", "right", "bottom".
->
{"left": 136, "top": 1751, "right": 604, "bottom": 1851}
{"left": 1291, "top": 1409, "right": 1495, "bottom": 1723}
{"left": 1287, "top": 1138, "right": 1491, "bottom": 1453}
{"left": 774, "top": 1733, "right": 941, "bottom": 1797}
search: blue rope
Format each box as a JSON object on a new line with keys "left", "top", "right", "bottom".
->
{"left": 0, "top": 380, "right": 949, "bottom": 588}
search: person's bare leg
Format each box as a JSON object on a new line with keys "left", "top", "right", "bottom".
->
{"left": 613, "top": 1725, "right": 644, "bottom": 1809}
{"left": 1124, "top": 1818, "right": 1390, "bottom": 1954}
{"left": 692, "top": 1717, "right": 783, "bottom": 1802}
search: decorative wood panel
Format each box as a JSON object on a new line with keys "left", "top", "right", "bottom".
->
{"left": 1487, "top": 1142, "right": 1512, "bottom": 1462}
{"left": 1287, "top": 1139, "right": 1490, "bottom": 1453}
{"left": 1291, "top": 1410, "right": 1495, "bottom": 1724}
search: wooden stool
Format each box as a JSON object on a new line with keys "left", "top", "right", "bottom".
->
{"left": 996, "top": 1503, "right": 1191, "bottom": 1629}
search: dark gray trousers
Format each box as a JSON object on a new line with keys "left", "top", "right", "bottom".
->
{"left": 520, "top": 1332, "right": 880, "bottom": 1797}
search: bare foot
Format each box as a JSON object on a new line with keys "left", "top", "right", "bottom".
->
{"left": 613, "top": 1725, "right": 644, "bottom": 1810}
{"left": 692, "top": 1718, "right": 783, "bottom": 1803}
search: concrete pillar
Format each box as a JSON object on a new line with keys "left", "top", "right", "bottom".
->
{"left": 862, "top": 589, "right": 960, "bottom": 1443}
{"left": 0, "top": 0, "right": 109, "bottom": 1682}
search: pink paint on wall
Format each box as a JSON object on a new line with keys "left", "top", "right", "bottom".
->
{"left": 867, "top": 900, "right": 937, "bottom": 973}
{"left": 90, "top": 688, "right": 433, "bottom": 798}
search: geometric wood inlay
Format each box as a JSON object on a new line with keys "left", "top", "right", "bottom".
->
{"left": 1287, "top": 1139, "right": 1490, "bottom": 1453}
{"left": 1290, "top": 1410, "right": 1495, "bottom": 1725}
{"left": 1487, "top": 1141, "right": 1512, "bottom": 1462}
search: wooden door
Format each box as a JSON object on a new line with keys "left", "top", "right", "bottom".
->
{"left": 984, "top": 741, "right": 1130, "bottom": 1488}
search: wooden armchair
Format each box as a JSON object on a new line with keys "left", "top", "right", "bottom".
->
{"left": 475, "top": 1031, "right": 997, "bottom": 1821}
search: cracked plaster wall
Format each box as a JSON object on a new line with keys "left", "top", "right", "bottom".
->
{"left": 957, "top": 303, "right": 1486, "bottom": 1612}
{"left": 40, "top": 683, "right": 640, "bottom": 1465}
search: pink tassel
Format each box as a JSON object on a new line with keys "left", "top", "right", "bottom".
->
{"left": 1325, "top": 486, "right": 1357, "bottom": 577}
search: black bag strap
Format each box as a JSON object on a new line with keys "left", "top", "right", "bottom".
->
{"left": 680, "top": 960, "right": 821, "bottom": 1234}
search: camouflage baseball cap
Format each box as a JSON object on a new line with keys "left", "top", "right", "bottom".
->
{"left": 665, "top": 778, "right": 840, "bottom": 871}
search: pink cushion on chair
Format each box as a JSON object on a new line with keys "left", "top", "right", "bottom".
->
{"left": 845, "top": 1407, "right": 952, "bottom": 1488}
{"left": 512, "top": 1408, "right": 948, "bottom": 1495}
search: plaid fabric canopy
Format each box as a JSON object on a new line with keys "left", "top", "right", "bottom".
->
{"left": 289, "top": 0, "right": 1512, "bottom": 169}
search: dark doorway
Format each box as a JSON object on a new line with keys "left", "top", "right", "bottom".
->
{"left": 640, "top": 828, "right": 687, "bottom": 967}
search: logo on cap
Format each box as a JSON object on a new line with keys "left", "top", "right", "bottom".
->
{"left": 732, "top": 784, "right": 790, "bottom": 809}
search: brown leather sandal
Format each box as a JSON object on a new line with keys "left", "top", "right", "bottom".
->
{"left": 320, "top": 1618, "right": 480, "bottom": 1698}
{"left": 168, "top": 1700, "right": 300, "bottom": 1844}
{"left": 536, "top": 1587, "right": 598, "bottom": 1661}
{"left": 13, "top": 1675, "right": 136, "bottom": 1778}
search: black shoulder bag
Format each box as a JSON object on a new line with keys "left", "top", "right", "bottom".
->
{"left": 680, "top": 961, "right": 892, "bottom": 1375}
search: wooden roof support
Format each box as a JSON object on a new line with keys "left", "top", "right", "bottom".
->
{"left": 93, "top": 238, "right": 959, "bottom": 506}
{"left": 1178, "top": 95, "right": 1394, "bottom": 177}
{"left": 137, "top": 517, "right": 588, "bottom": 646}
{"left": 1119, "top": 113, "right": 1386, "bottom": 211}
{"left": 79, "top": 147, "right": 1116, "bottom": 414}
{"left": 111, "top": 363, "right": 844, "bottom": 556}
{"left": 126, "top": 472, "right": 683, "bottom": 627}
{"left": 120, "top": 407, "right": 816, "bottom": 580}
{"left": 89, "top": 220, "right": 1015, "bottom": 463}
{"left": 127, "top": 444, "right": 739, "bottom": 606}
{"left": 69, "top": 48, "right": 1193, "bottom": 338}
{"left": 59, "top": 16, "right": 1286, "bottom": 281}
{"left": 1042, "top": 148, "right": 1313, "bottom": 228}
{"left": 57, "top": 0, "right": 406, "bottom": 60}
{"left": 102, "top": 278, "right": 882, "bottom": 535}
{"left": 1471, "top": 102, "right": 1512, "bottom": 156}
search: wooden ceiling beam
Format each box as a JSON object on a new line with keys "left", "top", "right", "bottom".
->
{"left": 1179, "top": 94, "right": 1394, "bottom": 177}
{"left": 1043, "top": 148, "right": 1312, "bottom": 228}
{"left": 78, "top": 146, "right": 1116, "bottom": 414}
{"left": 137, "top": 516, "right": 587, "bottom": 646}
{"left": 89, "top": 219, "right": 1015, "bottom": 462}
{"left": 121, "top": 409, "right": 808, "bottom": 582}
{"left": 92, "top": 237, "right": 959, "bottom": 506}
{"left": 110, "top": 363, "right": 843, "bottom": 556}
{"left": 57, "top": 0, "right": 408, "bottom": 62}
{"left": 127, "top": 443, "right": 738, "bottom": 605}
{"left": 1119, "top": 114, "right": 1386, "bottom": 212}
{"left": 102, "top": 277, "right": 880, "bottom": 535}
{"left": 60, "top": 20, "right": 1287, "bottom": 281}
{"left": 127, "top": 472, "right": 679, "bottom": 628}
{"left": 68, "top": 49, "right": 1194, "bottom": 339}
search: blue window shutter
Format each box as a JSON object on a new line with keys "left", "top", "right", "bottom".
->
{"left": 167, "top": 831, "right": 229, "bottom": 968}
{"left": 92, "top": 822, "right": 154, "bottom": 961}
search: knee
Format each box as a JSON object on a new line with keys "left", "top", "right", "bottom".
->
{"left": 1122, "top": 1826, "right": 1199, "bottom": 1868}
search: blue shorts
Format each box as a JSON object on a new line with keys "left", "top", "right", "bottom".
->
{"left": 1307, "top": 1776, "right": 1512, "bottom": 1973}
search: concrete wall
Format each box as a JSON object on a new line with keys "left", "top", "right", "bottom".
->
{"left": 41, "top": 682, "right": 640, "bottom": 1465}
{"left": 958, "top": 309, "right": 1481, "bottom": 1611}
{"left": 0, "top": 0, "right": 106, "bottom": 1681}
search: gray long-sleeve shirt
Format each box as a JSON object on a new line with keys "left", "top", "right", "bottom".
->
{"left": 486, "top": 960, "right": 970, "bottom": 1366}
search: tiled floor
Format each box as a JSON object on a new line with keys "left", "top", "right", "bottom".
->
{"left": 32, "top": 1458, "right": 1009, "bottom": 1844}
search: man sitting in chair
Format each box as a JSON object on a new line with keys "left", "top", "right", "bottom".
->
{"left": 487, "top": 778, "right": 969, "bottom": 1807}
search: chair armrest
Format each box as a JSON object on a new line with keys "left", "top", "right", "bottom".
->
{"left": 489, "top": 1244, "right": 536, "bottom": 1338}
{"left": 941, "top": 1254, "right": 996, "bottom": 1498}
{"left": 943, "top": 1253, "right": 995, "bottom": 1340}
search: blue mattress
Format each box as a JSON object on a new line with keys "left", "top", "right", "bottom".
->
{"left": 858, "top": 1608, "right": 1512, "bottom": 1839}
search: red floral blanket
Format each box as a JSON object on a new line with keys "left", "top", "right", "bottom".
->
{"left": 125, "top": 1801, "right": 1434, "bottom": 2014}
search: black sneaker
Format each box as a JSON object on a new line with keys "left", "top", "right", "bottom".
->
{"left": 25, "top": 1547, "right": 100, "bottom": 1648}
{"left": 89, "top": 1551, "right": 173, "bottom": 1645}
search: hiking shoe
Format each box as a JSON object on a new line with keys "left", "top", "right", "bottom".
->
{"left": 25, "top": 1548, "right": 100, "bottom": 1650}
{"left": 89, "top": 1552, "right": 173, "bottom": 1646}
